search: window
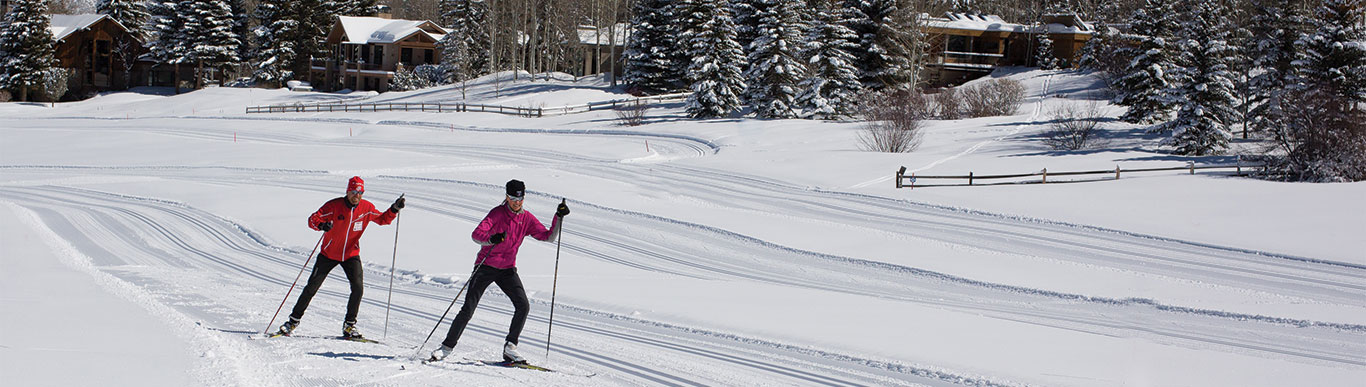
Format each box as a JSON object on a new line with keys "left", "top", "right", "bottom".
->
{"left": 424, "top": 49, "right": 433, "bottom": 64}
{"left": 981, "top": 40, "right": 1000, "bottom": 54}
{"left": 361, "top": 45, "right": 370, "bottom": 63}
{"left": 372, "top": 46, "right": 383, "bottom": 66}
{"left": 947, "top": 36, "right": 969, "bottom": 52}
{"left": 401, "top": 47, "right": 413, "bottom": 64}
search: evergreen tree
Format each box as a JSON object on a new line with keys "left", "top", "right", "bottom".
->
{"left": 438, "top": 32, "right": 471, "bottom": 83}
{"left": 730, "top": 0, "right": 759, "bottom": 52}
{"left": 229, "top": 0, "right": 250, "bottom": 76}
{"left": 795, "top": 0, "right": 862, "bottom": 120}
{"left": 289, "top": 0, "right": 332, "bottom": 83}
{"left": 0, "top": 0, "right": 56, "bottom": 102}
{"left": 1245, "top": 0, "right": 1305, "bottom": 134}
{"left": 623, "top": 0, "right": 685, "bottom": 93}
{"left": 1077, "top": 22, "right": 1126, "bottom": 77}
{"left": 148, "top": 0, "right": 192, "bottom": 92}
{"left": 188, "top": 0, "right": 241, "bottom": 87}
{"left": 743, "top": 0, "right": 806, "bottom": 118}
{"left": 1034, "top": 32, "right": 1062, "bottom": 69}
{"left": 332, "top": 0, "right": 377, "bottom": 16}
{"left": 1165, "top": 0, "right": 1238, "bottom": 155}
{"left": 96, "top": 0, "right": 150, "bottom": 41}
{"left": 250, "top": 0, "right": 297, "bottom": 87}
{"left": 682, "top": 0, "right": 746, "bottom": 118}
{"left": 1296, "top": 0, "right": 1366, "bottom": 104}
{"left": 1268, "top": 0, "right": 1366, "bottom": 181}
{"left": 1113, "top": 0, "right": 1178, "bottom": 124}
{"left": 441, "top": 0, "right": 491, "bottom": 75}
{"left": 843, "top": 0, "right": 919, "bottom": 90}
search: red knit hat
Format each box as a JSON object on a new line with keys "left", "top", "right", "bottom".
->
{"left": 347, "top": 176, "right": 365, "bottom": 194}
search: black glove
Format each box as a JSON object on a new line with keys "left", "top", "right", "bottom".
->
{"left": 390, "top": 197, "right": 405, "bottom": 212}
{"left": 556, "top": 201, "right": 570, "bottom": 217}
{"left": 318, "top": 222, "right": 333, "bottom": 232}
{"left": 489, "top": 232, "right": 505, "bottom": 245}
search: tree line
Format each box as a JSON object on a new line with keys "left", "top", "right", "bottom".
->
{"left": 1078, "top": 0, "right": 1365, "bottom": 181}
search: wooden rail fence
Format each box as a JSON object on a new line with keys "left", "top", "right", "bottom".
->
{"left": 244, "top": 92, "right": 690, "bottom": 117}
{"left": 896, "top": 161, "right": 1268, "bottom": 189}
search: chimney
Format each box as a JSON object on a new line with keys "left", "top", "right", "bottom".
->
{"left": 376, "top": 4, "right": 393, "bottom": 19}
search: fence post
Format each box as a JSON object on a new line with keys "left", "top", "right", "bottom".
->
{"left": 896, "top": 167, "right": 905, "bottom": 189}
{"left": 910, "top": 173, "right": 915, "bottom": 190}
{"left": 1115, "top": 165, "right": 1121, "bottom": 180}
{"left": 1236, "top": 155, "right": 1242, "bottom": 175}
{"left": 969, "top": 172, "right": 974, "bottom": 186}
{"left": 1042, "top": 168, "right": 1048, "bottom": 184}
{"left": 1188, "top": 161, "right": 1195, "bottom": 175}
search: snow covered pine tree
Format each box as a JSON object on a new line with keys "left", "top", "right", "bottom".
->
{"left": 795, "top": 0, "right": 863, "bottom": 120}
{"left": 743, "top": 0, "right": 807, "bottom": 118}
{"left": 682, "top": 0, "right": 747, "bottom": 118}
{"left": 0, "top": 0, "right": 57, "bottom": 102}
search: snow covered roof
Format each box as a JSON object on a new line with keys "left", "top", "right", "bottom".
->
{"left": 48, "top": 14, "right": 126, "bottom": 42}
{"left": 335, "top": 16, "right": 446, "bottom": 45}
{"left": 925, "top": 12, "right": 1093, "bottom": 35}
{"left": 577, "top": 24, "right": 628, "bottom": 46}
{"left": 926, "top": 13, "right": 1028, "bottom": 33}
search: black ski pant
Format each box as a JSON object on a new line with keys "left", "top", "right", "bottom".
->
{"left": 289, "top": 255, "right": 364, "bottom": 324}
{"left": 440, "top": 265, "right": 530, "bottom": 348}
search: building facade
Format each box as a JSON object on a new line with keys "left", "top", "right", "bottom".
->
{"left": 311, "top": 15, "right": 447, "bottom": 92}
{"left": 923, "top": 13, "right": 1093, "bottom": 86}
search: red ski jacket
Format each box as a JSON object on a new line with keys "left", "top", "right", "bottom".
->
{"left": 308, "top": 197, "right": 397, "bottom": 261}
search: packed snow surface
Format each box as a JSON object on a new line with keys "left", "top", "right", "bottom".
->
{"left": 2, "top": 70, "right": 1363, "bottom": 386}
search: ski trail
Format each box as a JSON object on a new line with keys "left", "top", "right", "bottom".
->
{"left": 5, "top": 177, "right": 1364, "bottom": 373}
{"left": 2, "top": 185, "right": 997, "bottom": 386}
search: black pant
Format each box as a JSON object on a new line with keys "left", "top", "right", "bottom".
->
{"left": 289, "top": 255, "right": 364, "bottom": 323}
{"left": 441, "top": 265, "right": 530, "bottom": 348}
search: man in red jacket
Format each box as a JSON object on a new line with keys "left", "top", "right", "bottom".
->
{"left": 275, "top": 176, "right": 404, "bottom": 340}
{"left": 429, "top": 179, "right": 569, "bottom": 363}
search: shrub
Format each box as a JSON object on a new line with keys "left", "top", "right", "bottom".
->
{"left": 615, "top": 100, "right": 649, "bottom": 126}
{"left": 857, "top": 90, "right": 925, "bottom": 152}
{"left": 1265, "top": 87, "right": 1366, "bottom": 182}
{"left": 961, "top": 78, "right": 1026, "bottom": 117}
{"left": 42, "top": 68, "right": 72, "bottom": 102}
{"left": 390, "top": 64, "right": 455, "bottom": 91}
{"left": 1043, "top": 101, "right": 1105, "bottom": 150}
{"left": 932, "top": 87, "right": 962, "bottom": 119}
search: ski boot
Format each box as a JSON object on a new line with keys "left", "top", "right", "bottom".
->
{"left": 342, "top": 321, "right": 364, "bottom": 340}
{"left": 503, "top": 341, "right": 526, "bottom": 364}
{"left": 429, "top": 345, "right": 453, "bottom": 362}
{"left": 272, "top": 317, "right": 299, "bottom": 337}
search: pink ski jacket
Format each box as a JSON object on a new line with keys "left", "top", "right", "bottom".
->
{"left": 471, "top": 202, "right": 561, "bottom": 269}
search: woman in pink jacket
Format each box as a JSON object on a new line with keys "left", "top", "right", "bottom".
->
{"left": 274, "top": 176, "right": 404, "bottom": 340}
{"left": 430, "top": 179, "right": 568, "bottom": 363}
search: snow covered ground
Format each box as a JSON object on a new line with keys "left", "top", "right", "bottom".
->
{"left": 2, "top": 69, "right": 1363, "bottom": 386}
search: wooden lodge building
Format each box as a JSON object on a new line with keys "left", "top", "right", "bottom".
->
{"left": 310, "top": 14, "right": 447, "bottom": 92}
{"left": 47, "top": 14, "right": 143, "bottom": 95}
{"left": 45, "top": 13, "right": 195, "bottom": 99}
{"left": 923, "top": 13, "right": 1093, "bottom": 86}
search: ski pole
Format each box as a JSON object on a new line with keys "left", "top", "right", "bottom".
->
{"left": 545, "top": 198, "right": 566, "bottom": 358}
{"left": 383, "top": 193, "right": 404, "bottom": 339}
{"left": 263, "top": 232, "right": 326, "bottom": 335}
{"left": 416, "top": 253, "right": 491, "bottom": 356}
